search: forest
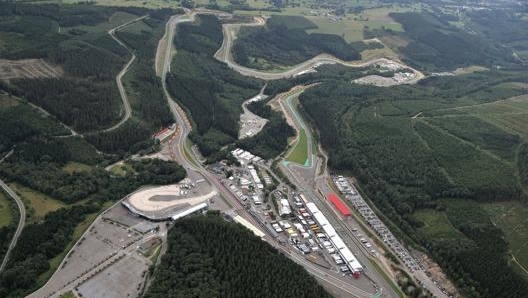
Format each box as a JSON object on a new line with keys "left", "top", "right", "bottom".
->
{"left": 144, "top": 214, "right": 333, "bottom": 298}
{"left": 298, "top": 68, "right": 528, "bottom": 298}
{"left": 167, "top": 15, "right": 274, "bottom": 161}
{"left": 0, "top": 154, "right": 185, "bottom": 297}
{"left": 0, "top": 204, "right": 98, "bottom": 298}
{"left": 237, "top": 100, "right": 295, "bottom": 159}
{"left": 0, "top": 3, "right": 180, "bottom": 156}
{"left": 364, "top": 12, "right": 515, "bottom": 71}
{"left": 232, "top": 15, "right": 360, "bottom": 70}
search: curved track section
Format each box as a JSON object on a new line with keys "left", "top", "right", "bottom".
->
{"left": 213, "top": 17, "right": 424, "bottom": 82}
{"left": 0, "top": 151, "right": 26, "bottom": 273}
{"left": 102, "top": 16, "right": 147, "bottom": 132}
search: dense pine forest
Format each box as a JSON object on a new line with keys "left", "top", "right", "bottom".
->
{"left": 0, "top": 3, "right": 181, "bottom": 155}
{"left": 167, "top": 15, "right": 294, "bottom": 162}
{"left": 364, "top": 11, "right": 517, "bottom": 71}
{"left": 0, "top": 4, "right": 187, "bottom": 297}
{"left": 297, "top": 68, "right": 528, "bottom": 297}
{"left": 236, "top": 101, "right": 295, "bottom": 159}
{"left": 144, "top": 214, "right": 333, "bottom": 298}
{"left": 233, "top": 15, "right": 360, "bottom": 70}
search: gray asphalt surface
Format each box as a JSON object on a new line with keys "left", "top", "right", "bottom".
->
{"left": 102, "top": 16, "right": 147, "bottom": 132}
{"left": 0, "top": 150, "right": 26, "bottom": 273}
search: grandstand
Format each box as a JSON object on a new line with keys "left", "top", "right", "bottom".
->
{"left": 122, "top": 183, "right": 215, "bottom": 221}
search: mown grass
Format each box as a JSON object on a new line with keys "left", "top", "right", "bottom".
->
{"left": 8, "top": 183, "right": 65, "bottom": 222}
{"left": 483, "top": 201, "right": 528, "bottom": 277}
{"left": 286, "top": 129, "right": 308, "bottom": 165}
{"left": 0, "top": 94, "right": 19, "bottom": 110}
{"left": 59, "top": 291, "right": 77, "bottom": 298}
{"left": 0, "top": 191, "right": 14, "bottom": 228}
{"left": 412, "top": 209, "right": 467, "bottom": 246}
{"left": 62, "top": 162, "right": 93, "bottom": 174}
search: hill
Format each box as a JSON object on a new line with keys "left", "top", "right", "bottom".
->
{"left": 144, "top": 214, "right": 333, "bottom": 298}
{"left": 232, "top": 15, "right": 360, "bottom": 70}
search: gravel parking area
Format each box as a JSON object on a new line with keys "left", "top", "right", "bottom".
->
{"left": 77, "top": 255, "right": 149, "bottom": 298}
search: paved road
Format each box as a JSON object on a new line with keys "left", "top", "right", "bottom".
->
{"left": 158, "top": 11, "right": 383, "bottom": 298}
{"left": 214, "top": 17, "right": 424, "bottom": 82}
{"left": 102, "top": 16, "right": 147, "bottom": 132}
{"left": 0, "top": 150, "right": 26, "bottom": 273}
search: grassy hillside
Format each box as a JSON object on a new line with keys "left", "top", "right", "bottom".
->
{"left": 365, "top": 12, "right": 515, "bottom": 71}
{"left": 232, "top": 15, "right": 360, "bottom": 70}
{"left": 0, "top": 3, "right": 181, "bottom": 155}
{"left": 299, "top": 69, "right": 528, "bottom": 297}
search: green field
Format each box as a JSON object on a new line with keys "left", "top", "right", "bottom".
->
{"left": 483, "top": 201, "right": 528, "bottom": 278}
{"left": 306, "top": 6, "right": 409, "bottom": 43}
{"left": 8, "top": 183, "right": 66, "bottom": 222}
{"left": 413, "top": 209, "right": 460, "bottom": 239}
{"left": 0, "top": 191, "right": 14, "bottom": 228}
{"left": 429, "top": 94, "right": 528, "bottom": 140}
{"left": 62, "top": 162, "right": 93, "bottom": 174}
{"left": 59, "top": 291, "right": 77, "bottom": 298}
{"left": 286, "top": 129, "right": 308, "bottom": 165}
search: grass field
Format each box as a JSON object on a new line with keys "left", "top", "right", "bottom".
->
{"left": 483, "top": 201, "right": 528, "bottom": 277}
{"left": 429, "top": 94, "right": 528, "bottom": 140}
{"left": 412, "top": 209, "right": 471, "bottom": 248}
{"left": 8, "top": 183, "right": 66, "bottom": 222}
{"left": 62, "top": 162, "right": 93, "bottom": 174}
{"left": 0, "top": 94, "right": 19, "bottom": 110}
{"left": 65, "top": 11, "right": 140, "bottom": 33}
{"left": 0, "top": 191, "right": 14, "bottom": 228}
{"left": 286, "top": 129, "right": 308, "bottom": 165}
{"left": 60, "top": 291, "right": 78, "bottom": 298}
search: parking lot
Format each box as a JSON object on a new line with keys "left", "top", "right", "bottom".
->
{"left": 333, "top": 176, "right": 421, "bottom": 271}
{"left": 27, "top": 203, "right": 165, "bottom": 298}
{"left": 210, "top": 152, "right": 376, "bottom": 293}
{"left": 77, "top": 254, "right": 149, "bottom": 298}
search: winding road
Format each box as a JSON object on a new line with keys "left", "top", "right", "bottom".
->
{"left": 102, "top": 15, "right": 148, "bottom": 132}
{"left": 213, "top": 17, "right": 424, "bottom": 82}
{"left": 0, "top": 150, "right": 26, "bottom": 273}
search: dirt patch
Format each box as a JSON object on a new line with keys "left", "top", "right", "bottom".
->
{"left": 0, "top": 58, "right": 62, "bottom": 81}
{"left": 413, "top": 250, "right": 461, "bottom": 297}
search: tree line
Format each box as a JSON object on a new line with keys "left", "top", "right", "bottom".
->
{"left": 232, "top": 15, "right": 360, "bottom": 70}
{"left": 166, "top": 15, "right": 264, "bottom": 161}
{"left": 144, "top": 214, "right": 333, "bottom": 298}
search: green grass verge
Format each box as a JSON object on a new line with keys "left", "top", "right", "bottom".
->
{"left": 59, "top": 291, "right": 77, "bottom": 298}
{"left": 482, "top": 201, "right": 528, "bottom": 278}
{"left": 286, "top": 129, "right": 308, "bottom": 165}
{"left": 0, "top": 191, "right": 14, "bottom": 228}
{"left": 368, "top": 258, "right": 406, "bottom": 298}
{"left": 9, "top": 183, "right": 66, "bottom": 222}
{"left": 62, "top": 162, "right": 93, "bottom": 174}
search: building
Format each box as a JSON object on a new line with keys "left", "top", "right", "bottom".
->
{"left": 326, "top": 193, "right": 351, "bottom": 216}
